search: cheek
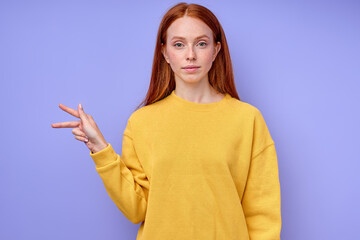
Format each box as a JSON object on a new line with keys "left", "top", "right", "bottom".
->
{"left": 199, "top": 52, "right": 214, "bottom": 68}
{"left": 167, "top": 51, "right": 181, "bottom": 64}
{"left": 204, "top": 50, "right": 214, "bottom": 63}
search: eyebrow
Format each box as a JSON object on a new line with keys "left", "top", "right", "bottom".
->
{"left": 171, "top": 34, "right": 210, "bottom": 41}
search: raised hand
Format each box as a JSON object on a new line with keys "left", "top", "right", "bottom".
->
{"left": 51, "top": 103, "right": 109, "bottom": 153}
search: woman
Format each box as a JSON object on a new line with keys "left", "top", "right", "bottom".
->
{"left": 51, "top": 2, "right": 281, "bottom": 240}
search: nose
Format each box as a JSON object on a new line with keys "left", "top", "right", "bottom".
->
{"left": 186, "top": 46, "right": 196, "bottom": 61}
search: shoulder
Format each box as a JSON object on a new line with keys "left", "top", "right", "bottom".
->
{"left": 225, "top": 97, "right": 272, "bottom": 139}
{"left": 227, "top": 98, "right": 275, "bottom": 145}
{"left": 127, "top": 98, "right": 165, "bottom": 124}
{"left": 226, "top": 96, "right": 262, "bottom": 119}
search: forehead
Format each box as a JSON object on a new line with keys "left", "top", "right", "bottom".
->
{"left": 166, "top": 16, "right": 213, "bottom": 40}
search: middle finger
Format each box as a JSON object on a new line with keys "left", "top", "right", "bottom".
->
{"left": 58, "top": 104, "right": 80, "bottom": 118}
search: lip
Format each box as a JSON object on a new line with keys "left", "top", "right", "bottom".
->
{"left": 182, "top": 65, "right": 200, "bottom": 69}
{"left": 182, "top": 65, "right": 200, "bottom": 73}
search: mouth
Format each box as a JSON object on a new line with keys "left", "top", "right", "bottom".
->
{"left": 182, "top": 65, "right": 200, "bottom": 73}
{"left": 182, "top": 65, "right": 200, "bottom": 69}
{"left": 183, "top": 67, "right": 200, "bottom": 73}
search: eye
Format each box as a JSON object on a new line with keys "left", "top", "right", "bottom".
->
{"left": 198, "top": 41, "right": 207, "bottom": 47}
{"left": 174, "top": 42, "right": 184, "bottom": 48}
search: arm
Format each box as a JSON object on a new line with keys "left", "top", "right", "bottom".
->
{"left": 241, "top": 109, "right": 282, "bottom": 239}
{"left": 90, "top": 117, "right": 149, "bottom": 224}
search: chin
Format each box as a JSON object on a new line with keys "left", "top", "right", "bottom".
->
{"left": 177, "top": 74, "right": 205, "bottom": 83}
{"left": 181, "top": 78, "right": 202, "bottom": 84}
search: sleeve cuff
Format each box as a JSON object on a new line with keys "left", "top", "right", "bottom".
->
{"left": 89, "top": 143, "right": 117, "bottom": 167}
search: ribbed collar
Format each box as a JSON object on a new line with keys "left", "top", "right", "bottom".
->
{"left": 167, "top": 89, "right": 231, "bottom": 111}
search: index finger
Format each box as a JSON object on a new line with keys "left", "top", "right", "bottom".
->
{"left": 51, "top": 121, "right": 80, "bottom": 128}
{"left": 58, "top": 104, "right": 80, "bottom": 118}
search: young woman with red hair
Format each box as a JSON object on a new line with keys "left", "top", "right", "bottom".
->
{"left": 52, "top": 2, "right": 281, "bottom": 239}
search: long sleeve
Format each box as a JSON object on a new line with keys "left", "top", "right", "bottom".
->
{"left": 89, "top": 117, "right": 149, "bottom": 224}
{"left": 241, "top": 109, "right": 282, "bottom": 239}
{"left": 84, "top": 92, "right": 283, "bottom": 239}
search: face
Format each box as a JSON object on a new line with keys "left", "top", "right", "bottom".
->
{"left": 161, "top": 16, "right": 221, "bottom": 85}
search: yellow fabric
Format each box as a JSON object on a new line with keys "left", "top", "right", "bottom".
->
{"left": 90, "top": 90, "right": 281, "bottom": 240}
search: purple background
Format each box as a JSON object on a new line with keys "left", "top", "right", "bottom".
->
{"left": 1, "top": 0, "right": 359, "bottom": 239}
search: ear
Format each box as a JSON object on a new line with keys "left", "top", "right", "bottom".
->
{"left": 161, "top": 43, "right": 170, "bottom": 64}
{"left": 212, "top": 41, "right": 221, "bottom": 62}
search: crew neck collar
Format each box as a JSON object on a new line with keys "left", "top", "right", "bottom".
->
{"left": 168, "top": 90, "right": 231, "bottom": 111}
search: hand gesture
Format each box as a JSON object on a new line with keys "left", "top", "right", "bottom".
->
{"left": 51, "top": 103, "right": 108, "bottom": 153}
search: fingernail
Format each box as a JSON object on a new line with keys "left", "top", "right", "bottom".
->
{"left": 85, "top": 138, "right": 88, "bottom": 142}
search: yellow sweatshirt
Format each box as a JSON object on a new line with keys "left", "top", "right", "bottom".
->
{"left": 90, "top": 90, "right": 282, "bottom": 240}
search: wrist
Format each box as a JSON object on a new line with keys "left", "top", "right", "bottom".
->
{"left": 91, "top": 142, "right": 109, "bottom": 154}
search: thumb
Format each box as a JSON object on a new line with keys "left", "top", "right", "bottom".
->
{"left": 78, "top": 104, "right": 88, "bottom": 121}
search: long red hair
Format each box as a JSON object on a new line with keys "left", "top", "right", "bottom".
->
{"left": 134, "top": 2, "right": 240, "bottom": 111}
